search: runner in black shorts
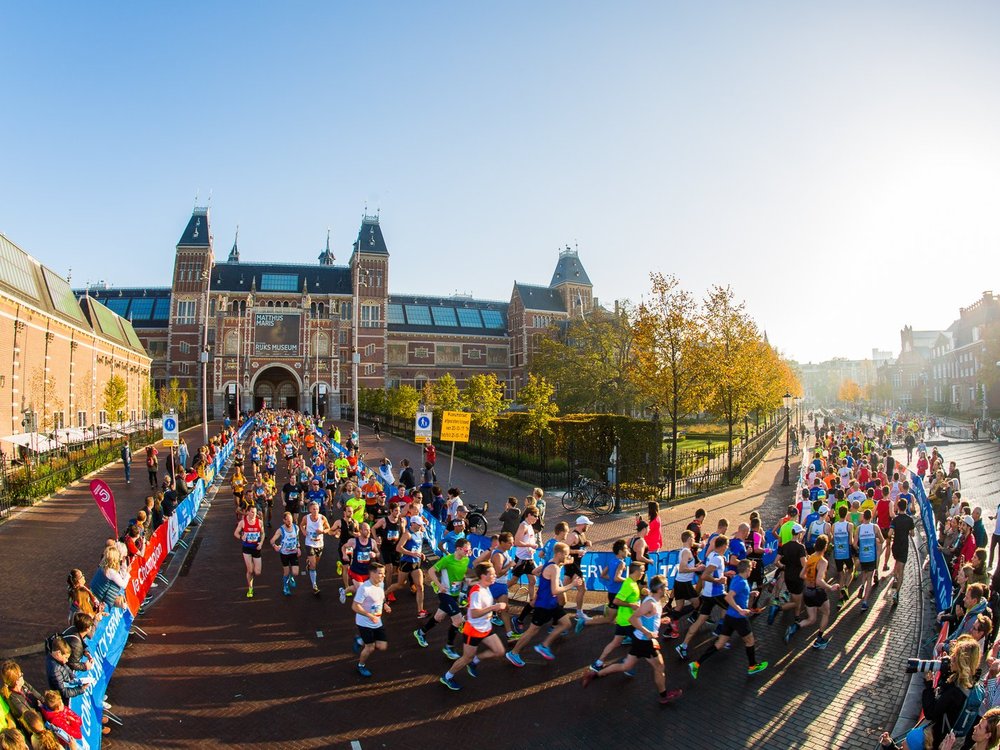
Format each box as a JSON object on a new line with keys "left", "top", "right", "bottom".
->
{"left": 566, "top": 516, "right": 594, "bottom": 631}
{"left": 767, "top": 524, "right": 807, "bottom": 641}
{"left": 887, "top": 499, "right": 915, "bottom": 606}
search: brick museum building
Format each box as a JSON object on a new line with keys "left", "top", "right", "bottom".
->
{"left": 0, "top": 232, "right": 150, "bottom": 455}
{"left": 81, "top": 207, "right": 596, "bottom": 419}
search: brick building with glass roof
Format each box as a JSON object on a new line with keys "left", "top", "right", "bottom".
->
{"left": 80, "top": 207, "right": 595, "bottom": 419}
{"left": 0, "top": 233, "right": 150, "bottom": 456}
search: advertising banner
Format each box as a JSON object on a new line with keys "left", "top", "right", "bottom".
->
{"left": 88, "top": 479, "right": 118, "bottom": 538}
{"left": 911, "top": 475, "right": 953, "bottom": 613}
{"left": 253, "top": 311, "right": 301, "bottom": 357}
{"left": 124, "top": 524, "right": 169, "bottom": 615}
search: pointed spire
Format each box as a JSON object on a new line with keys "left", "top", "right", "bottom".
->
{"left": 228, "top": 225, "right": 240, "bottom": 263}
{"left": 318, "top": 227, "right": 335, "bottom": 266}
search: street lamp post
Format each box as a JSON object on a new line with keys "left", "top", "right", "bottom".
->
{"left": 201, "top": 265, "right": 214, "bottom": 446}
{"left": 781, "top": 391, "right": 792, "bottom": 486}
{"left": 351, "top": 267, "right": 370, "bottom": 440}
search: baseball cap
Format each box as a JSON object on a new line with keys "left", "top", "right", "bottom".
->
{"left": 409, "top": 516, "right": 425, "bottom": 526}
{"left": 792, "top": 523, "right": 805, "bottom": 534}
{"left": 575, "top": 516, "right": 594, "bottom": 526}
{"left": 963, "top": 514, "right": 975, "bottom": 528}
{"left": 818, "top": 505, "right": 829, "bottom": 515}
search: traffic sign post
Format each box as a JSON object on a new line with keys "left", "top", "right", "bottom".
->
{"left": 162, "top": 414, "right": 179, "bottom": 447}
{"left": 415, "top": 411, "right": 433, "bottom": 444}
{"left": 440, "top": 411, "right": 472, "bottom": 484}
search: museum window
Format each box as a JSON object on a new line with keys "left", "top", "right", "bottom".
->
{"left": 361, "top": 304, "right": 380, "bottom": 328}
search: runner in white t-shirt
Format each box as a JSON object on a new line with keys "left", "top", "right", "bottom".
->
{"left": 352, "top": 563, "right": 390, "bottom": 678}
{"left": 438, "top": 562, "right": 507, "bottom": 691}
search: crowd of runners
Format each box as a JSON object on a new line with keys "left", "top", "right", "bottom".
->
{"left": 4, "top": 407, "right": 996, "bottom": 750}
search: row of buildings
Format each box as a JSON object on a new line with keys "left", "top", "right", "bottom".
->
{"left": 79, "top": 207, "right": 598, "bottom": 419}
{"left": 797, "top": 291, "right": 1000, "bottom": 418}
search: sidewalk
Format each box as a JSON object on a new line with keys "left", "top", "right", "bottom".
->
{"left": 0, "top": 420, "right": 224, "bottom": 658}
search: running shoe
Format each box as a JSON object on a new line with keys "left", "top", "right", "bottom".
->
{"left": 581, "top": 670, "right": 596, "bottom": 688}
{"left": 312, "top": 585, "right": 321, "bottom": 595}
{"left": 747, "top": 661, "right": 769, "bottom": 676}
{"left": 492, "top": 615, "right": 504, "bottom": 627}
{"left": 659, "top": 688, "right": 683, "bottom": 704}
{"left": 784, "top": 623, "right": 799, "bottom": 644}
{"left": 289, "top": 576, "right": 297, "bottom": 589}
{"left": 506, "top": 631, "right": 522, "bottom": 642}
{"left": 589, "top": 661, "right": 603, "bottom": 673}
{"left": 767, "top": 604, "right": 780, "bottom": 626}
{"left": 574, "top": 615, "right": 587, "bottom": 635}
{"left": 705, "top": 617, "right": 718, "bottom": 627}
{"left": 339, "top": 587, "right": 347, "bottom": 604}
{"left": 624, "top": 668, "right": 636, "bottom": 677}
{"left": 443, "top": 646, "right": 460, "bottom": 660}
{"left": 665, "top": 623, "right": 681, "bottom": 640}
{"left": 439, "top": 675, "right": 462, "bottom": 691}
{"left": 413, "top": 629, "right": 428, "bottom": 648}
{"left": 812, "top": 636, "right": 830, "bottom": 650}
{"left": 246, "top": 588, "right": 254, "bottom": 599}
{"left": 417, "top": 610, "right": 429, "bottom": 618}
{"left": 466, "top": 662, "right": 479, "bottom": 678}
{"left": 283, "top": 583, "right": 291, "bottom": 596}
{"left": 336, "top": 561, "right": 343, "bottom": 576}
{"left": 357, "top": 664, "right": 372, "bottom": 678}
{"left": 534, "top": 644, "right": 555, "bottom": 661}
{"left": 688, "top": 661, "right": 699, "bottom": 680}
{"left": 892, "top": 591, "right": 900, "bottom": 606}
{"left": 860, "top": 600, "right": 869, "bottom": 610}
{"left": 675, "top": 643, "right": 688, "bottom": 659}
{"left": 459, "top": 598, "right": 468, "bottom": 608}
{"left": 505, "top": 651, "right": 525, "bottom": 667}
{"left": 712, "top": 622, "right": 724, "bottom": 636}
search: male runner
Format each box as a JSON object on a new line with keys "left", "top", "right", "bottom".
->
{"left": 582, "top": 575, "right": 682, "bottom": 704}
{"left": 300, "top": 501, "right": 336, "bottom": 595}
{"left": 340, "top": 522, "right": 380, "bottom": 603}
{"left": 439, "top": 563, "right": 508, "bottom": 691}
{"left": 505, "top": 542, "right": 582, "bottom": 666}
{"left": 589, "top": 562, "right": 644, "bottom": 672}
{"left": 688, "top": 560, "right": 768, "bottom": 678}
{"left": 352, "top": 562, "right": 390, "bottom": 677}
{"left": 414, "top": 538, "right": 472, "bottom": 660}
{"left": 676, "top": 535, "right": 729, "bottom": 660}
{"left": 886, "top": 499, "right": 914, "bottom": 606}
{"left": 855, "top": 508, "right": 884, "bottom": 610}
{"left": 792, "top": 534, "right": 839, "bottom": 648}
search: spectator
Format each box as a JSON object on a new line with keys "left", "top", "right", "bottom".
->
{"left": 65, "top": 570, "right": 102, "bottom": 625}
{"left": 144, "top": 445, "right": 158, "bottom": 489}
{"left": 955, "top": 516, "right": 980, "bottom": 577}
{"left": 160, "top": 487, "right": 177, "bottom": 519}
{"left": 532, "top": 487, "right": 547, "bottom": 530}
{"left": 445, "top": 488, "right": 465, "bottom": 523}
{"left": 643, "top": 501, "right": 662, "bottom": 552}
{"left": 60, "top": 614, "right": 94, "bottom": 674}
{"left": 39, "top": 691, "right": 90, "bottom": 743}
{"left": 123, "top": 523, "right": 145, "bottom": 562}
{"left": 120, "top": 442, "right": 131, "bottom": 485}
{"left": 922, "top": 635, "right": 981, "bottom": 748}
{"left": 31, "top": 728, "right": 65, "bottom": 750}
{"left": 0, "top": 729, "right": 28, "bottom": 750}
{"left": 974, "top": 507, "right": 989, "bottom": 550}
{"left": 498, "top": 497, "right": 520, "bottom": 535}
{"left": 1, "top": 660, "right": 42, "bottom": 732}
{"left": 178, "top": 437, "right": 189, "bottom": 471}
{"left": 91, "top": 546, "right": 127, "bottom": 610}
{"left": 44, "top": 639, "right": 92, "bottom": 704}
{"left": 686, "top": 508, "right": 706, "bottom": 545}
{"left": 398, "top": 459, "right": 415, "bottom": 492}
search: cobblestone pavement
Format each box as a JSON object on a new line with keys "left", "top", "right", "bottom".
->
{"left": 0, "top": 420, "right": 225, "bottom": 659}
{"left": 98, "top": 428, "right": 931, "bottom": 750}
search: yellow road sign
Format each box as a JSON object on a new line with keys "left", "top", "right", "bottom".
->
{"left": 440, "top": 410, "right": 471, "bottom": 443}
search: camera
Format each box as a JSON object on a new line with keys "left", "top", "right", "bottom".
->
{"left": 906, "top": 655, "right": 949, "bottom": 674}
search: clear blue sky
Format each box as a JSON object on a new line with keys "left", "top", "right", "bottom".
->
{"left": 3, "top": 2, "right": 999, "bottom": 363}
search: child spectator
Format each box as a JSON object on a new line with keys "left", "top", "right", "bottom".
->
{"left": 44, "top": 639, "right": 92, "bottom": 704}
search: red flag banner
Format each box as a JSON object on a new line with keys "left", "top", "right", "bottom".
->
{"left": 89, "top": 478, "right": 118, "bottom": 538}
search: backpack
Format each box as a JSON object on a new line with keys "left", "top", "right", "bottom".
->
{"left": 946, "top": 681, "right": 985, "bottom": 738}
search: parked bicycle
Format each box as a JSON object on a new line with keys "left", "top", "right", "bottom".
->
{"left": 560, "top": 477, "right": 614, "bottom": 516}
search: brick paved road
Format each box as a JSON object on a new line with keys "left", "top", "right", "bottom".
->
{"left": 102, "top": 428, "right": 929, "bottom": 750}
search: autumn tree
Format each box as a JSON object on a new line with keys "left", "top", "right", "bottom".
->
{"left": 703, "top": 286, "right": 761, "bottom": 478}
{"left": 461, "top": 373, "right": 510, "bottom": 430}
{"left": 518, "top": 373, "right": 559, "bottom": 436}
{"left": 421, "top": 373, "right": 462, "bottom": 416}
{"left": 103, "top": 374, "right": 128, "bottom": 423}
{"left": 632, "top": 273, "right": 709, "bottom": 497}
{"left": 838, "top": 379, "right": 862, "bottom": 404}
{"left": 141, "top": 379, "right": 161, "bottom": 420}
{"left": 387, "top": 385, "right": 420, "bottom": 419}
{"left": 530, "top": 308, "right": 640, "bottom": 414}
{"left": 26, "top": 366, "right": 65, "bottom": 432}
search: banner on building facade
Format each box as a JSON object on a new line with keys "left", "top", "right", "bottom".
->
{"left": 253, "top": 311, "right": 301, "bottom": 357}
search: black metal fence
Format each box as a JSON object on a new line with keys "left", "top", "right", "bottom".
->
{"left": 346, "top": 407, "right": 785, "bottom": 512}
{"left": 0, "top": 419, "right": 194, "bottom": 513}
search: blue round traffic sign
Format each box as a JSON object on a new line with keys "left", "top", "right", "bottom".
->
{"left": 164, "top": 417, "right": 177, "bottom": 431}
{"left": 417, "top": 416, "right": 430, "bottom": 429}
